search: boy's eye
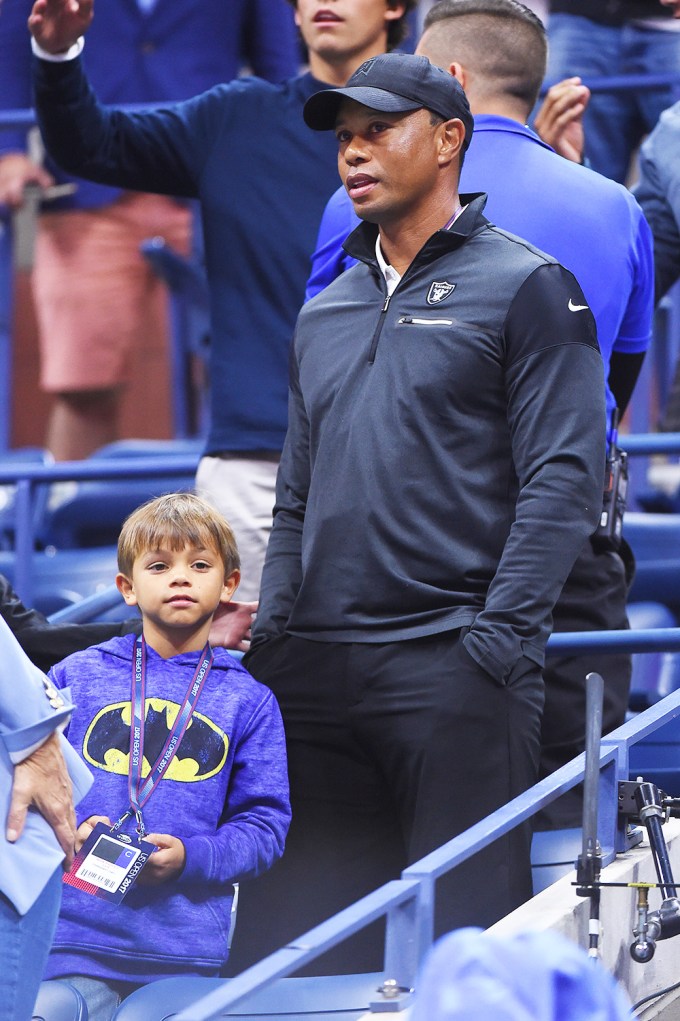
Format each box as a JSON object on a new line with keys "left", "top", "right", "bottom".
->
{"left": 193, "top": 560, "right": 211, "bottom": 571}
{"left": 148, "top": 561, "right": 168, "bottom": 572}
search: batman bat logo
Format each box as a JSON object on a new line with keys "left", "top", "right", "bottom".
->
{"left": 83, "top": 699, "right": 229, "bottom": 781}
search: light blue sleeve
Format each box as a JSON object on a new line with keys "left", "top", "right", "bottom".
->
{"left": 634, "top": 101, "right": 680, "bottom": 302}
{"left": 0, "top": 615, "right": 72, "bottom": 762}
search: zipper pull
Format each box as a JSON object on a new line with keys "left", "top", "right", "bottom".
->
{"left": 382, "top": 293, "right": 391, "bottom": 313}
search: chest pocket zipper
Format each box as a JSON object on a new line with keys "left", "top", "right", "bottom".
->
{"left": 398, "top": 315, "right": 454, "bottom": 326}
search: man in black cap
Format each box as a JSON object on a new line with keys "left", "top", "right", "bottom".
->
{"left": 236, "top": 52, "right": 606, "bottom": 972}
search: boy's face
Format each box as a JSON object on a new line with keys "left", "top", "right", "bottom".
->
{"left": 116, "top": 543, "right": 238, "bottom": 641}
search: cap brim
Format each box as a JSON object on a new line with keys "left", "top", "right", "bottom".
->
{"left": 304, "top": 86, "right": 423, "bottom": 131}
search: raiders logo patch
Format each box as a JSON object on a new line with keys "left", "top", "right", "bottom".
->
{"left": 427, "top": 281, "right": 456, "bottom": 305}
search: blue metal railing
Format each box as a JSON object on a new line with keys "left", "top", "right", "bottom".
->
{"left": 0, "top": 454, "right": 198, "bottom": 605}
{"left": 542, "top": 71, "right": 680, "bottom": 96}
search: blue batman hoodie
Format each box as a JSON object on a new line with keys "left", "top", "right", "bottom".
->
{"left": 44, "top": 634, "right": 290, "bottom": 983}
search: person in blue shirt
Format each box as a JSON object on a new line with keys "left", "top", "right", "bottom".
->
{"left": 305, "top": 0, "right": 654, "bottom": 828}
{"left": 43, "top": 493, "right": 290, "bottom": 1021}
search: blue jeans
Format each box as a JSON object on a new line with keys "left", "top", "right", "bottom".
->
{"left": 0, "top": 866, "right": 61, "bottom": 1021}
{"left": 57, "top": 976, "right": 141, "bottom": 1021}
{"left": 546, "top": 14, "right": 680, "bottom": 182}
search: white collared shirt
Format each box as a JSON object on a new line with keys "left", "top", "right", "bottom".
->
{"left": 374, "top": 204, "right": 467, "bottom": 295}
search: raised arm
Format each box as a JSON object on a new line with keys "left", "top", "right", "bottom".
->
{"left": 29, "top": 3, "right": 221, "bottom": 200}
{"left": 28, "top": 0, "right": 94, "bottom": 55}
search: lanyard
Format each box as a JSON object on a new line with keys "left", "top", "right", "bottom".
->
{"left": 112, "top": 637, "right": 214, "bottom": 838}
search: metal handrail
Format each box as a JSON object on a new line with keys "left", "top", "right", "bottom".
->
{"left": 0, "top": 454, "right": 199, "bottom": 603}
{"left": 172, "top": 690, "right": 680, "bottom": 1019}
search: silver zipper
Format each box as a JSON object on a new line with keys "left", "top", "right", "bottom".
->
{"left": 398, "top": 315, "right": 453, "bottom": 326}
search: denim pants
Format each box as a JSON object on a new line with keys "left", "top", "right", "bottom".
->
{"left": 546, "top": 14, "right": 680, "bottom": 182}
{"left": 57, "top": 976, "right": 141, "bottom": 1021}
{"left": 0, "top": 867, "right": 61, "bottom": 1021}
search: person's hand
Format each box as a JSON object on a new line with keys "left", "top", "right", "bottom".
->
{"left": 0, "top": 153, "right": 54, "bottom": 209}
{"left": 76, "top": 814, "right": 112, "bottom": 852}
{"left": 28, "top": 0, "right": 94, "bottom": 54}
{"left": 6, "top": 732, "right": 77, "bottom": 868}
{"left": 209, "top": 599, "right": 258, "bottom": 652}
{"left": 534, "top": 77, "right": 590, "bottom": 165}
{"left": 659, "top": 0, "right": 680, "bottom": 18}
{"left": 138, "top": 833, "right": 186, "bottom": 885}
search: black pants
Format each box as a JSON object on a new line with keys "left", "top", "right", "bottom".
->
{"left": 227, "top": 630, "right": 543, "bottom": 975}
{"left": 537, "top": 539, "right": 632, "bottom": 828}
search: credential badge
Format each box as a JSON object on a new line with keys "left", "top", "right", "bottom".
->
{"left": 426, "top": 280, "right": 456, "bottom": 305}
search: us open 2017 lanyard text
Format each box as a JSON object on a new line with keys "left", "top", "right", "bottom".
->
{"left": 113, "top": 637, "right": 214, "bottom": 838}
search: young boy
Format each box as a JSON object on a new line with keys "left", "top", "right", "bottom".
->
{"left": 42, "top": 492, "right": 291, "bottom": 1019}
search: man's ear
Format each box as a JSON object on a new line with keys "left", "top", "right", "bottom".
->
{"left": 437, "top": 118, "right": 466, "bottom": 166}
{"left": 449, "top": 61, "right": 468, "bottom": 90}
{"left": 116, "top": 572, "right": 137, "bottom": 606}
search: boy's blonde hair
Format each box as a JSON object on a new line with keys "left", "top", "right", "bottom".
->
{"left": 117, "top": 492, "right": 240, "bottom": 579}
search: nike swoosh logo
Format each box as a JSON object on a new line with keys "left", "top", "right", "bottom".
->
{"left": 568, "top": 299, "right": 589, "bottom": 312}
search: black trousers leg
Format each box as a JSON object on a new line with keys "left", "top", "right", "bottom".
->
{"left": 406, "top": 642, "right": 543, "bottom": 935}
{"left": 227, "top": 635, "right": 406, "bottom": 975}
{"left": 228, "top": 631, "right": 543, "bottom": 974}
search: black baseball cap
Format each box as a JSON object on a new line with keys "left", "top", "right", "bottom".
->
{"left": 303, "top": 52, "right": 474, "bottom": 151}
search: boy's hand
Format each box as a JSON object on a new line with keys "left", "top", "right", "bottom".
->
{"left": 76, "top": 814, "right": 112, "bottom": 852}
{"left": 28, "top": 0, "right": 94, "bottom": 54}
{"left": 209, "top": 600, "right": 257, "bottom": 652}
{"left": 534, "top": 77, "right": 590, "bottom": 165}
{"left": 139, "top": 833, "right": 186, "bottom": 885}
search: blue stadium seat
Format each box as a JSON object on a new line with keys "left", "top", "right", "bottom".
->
{"left": 530, "top": 828, "right": 581, "bottom": 895}
{"left": 627, "top": 601, "right": 680, "bottom": 711}
{"left": 39, "top": 439, "right": 200, "bottom": 550}
{"left": 624, "top": 512, "right": 680, "bottom": 612}
{"left": 48, "top": 583, "right": 132, "bottom": 624}
{"left": 0, "top": 546, "right": 119, "bottom": 616}
{"left": 629, "top": 714, "right": 680, "bottom": 796}
{"left": 33, "top": 980, "right": 88, "bottom": 1021}
{"left": 111, "top": 972, "right": 383, "bottom": 1021}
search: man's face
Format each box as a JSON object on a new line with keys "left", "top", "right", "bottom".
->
{"left": 294, "top": 0, "right": 404, "bottom": 63}
{"left": 335, "top": 99, "right": 451, "bottom": 225}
